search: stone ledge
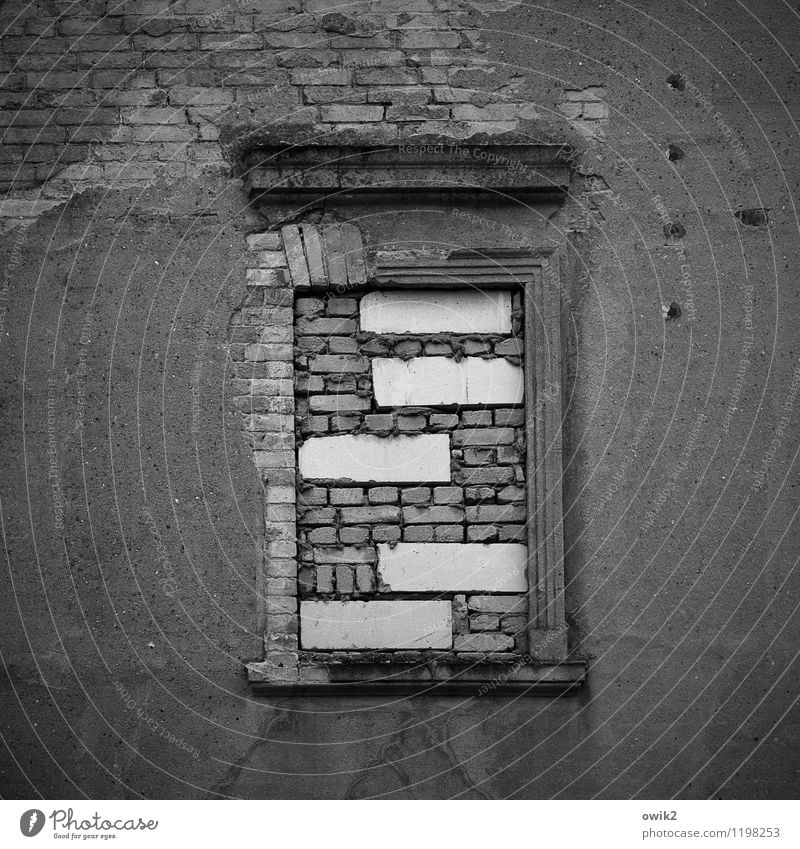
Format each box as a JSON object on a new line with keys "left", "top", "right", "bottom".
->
{"left": 247, "top": 654, "right": 586, "bottom": 696}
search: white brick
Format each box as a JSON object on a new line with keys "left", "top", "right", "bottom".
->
{"left": 377, "top": 543, "right": 528, "bottom": 592}
{"left": 300, "top": 600, "right": 452, "bottom": 649}
{"left": 298, "top": 434, "right": 450, "bottom": 483}
{"left": 360, "top": 290, "right": 512, "bottom": 334}
{"left": 372, "top": 357, "right": 524, "bottom": 407}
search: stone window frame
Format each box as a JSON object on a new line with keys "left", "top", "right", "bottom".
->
{"left": 239, "top": 142, "right": 586, "bottom": 695}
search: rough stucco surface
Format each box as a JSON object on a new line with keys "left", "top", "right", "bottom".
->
{"left": 1, "top": 0, "right": 799, "bottom": 799}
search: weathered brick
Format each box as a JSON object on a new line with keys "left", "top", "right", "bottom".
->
{"left": 497, "top": 485, "right": 525, "bottom": 503}
{"left": 340, "top": 506, "right": 401, "bottom": 524}
{"left": 329, "top": 487, "right": 364, "bottom": 505}
{"left": 429, "top": 413, "right": 459, "bottom": 430}
{"left": 401, "top": 487, "right": 431, "bottom": 505}
{"left": 335, "top": 565, "right": 354, "bottom": 593}
{"left": 469, "top": 614, "right": 500, "bottom": 631}
{"left": 498, "top": 525, "right": 526, "bottom": 542}
{"left": 386, "top": 104, "right": 449, "bottom": 121}
{"left": 298, "top": 486, "right": 328, "bottom": 506}
{"left": 369, "top": 486, "right": 398, "bottom": 504}
{"left": 316, "top": 564, "right": 334, "bottom": 593}
{"left": 325, "top": 297, "right": 357, "bottom": 316}
{"left": 494, "top": 409, "right": 525, "bottom": 426}
{"left": 354, "top": 67, "right": 417, "bottom": 85}
{"left": 501, "top": 614, "right": 527, "bottom": 635}
{"left": 308, "top": 527, "right": 337, "bottom": 544}
{"left": 365, "top": 413, "right": 393, "bottom": 430}
{"left": 400, "top": 31, "right": 460, "bottom": 48}
{"left": 309, "top": 354, "right": 369, "bottom": 373}
{"left": 316, "top": 547, "right": 376, "bottom": 565}
{"left": 295, "top": 296, "right": 325, "bottom": 316}
{"left": 404, "top": 525, "right": 434, "bottom": 542}
{"left": 328, "top": 337, "right": 359, "bottom": 354}
{"left": 298, "top": 507, "right": 337, "bottom": 525}
{"left": 291, "top": 69, "right": 352, "bottom": 85}
{"left": 466, "top": 504, "right": 526, "bottom": 523}
{"left": 467, "top": 595, "right": 527, "bottom": 614}
{"left": 434, "top": 486, "right": 463, "bottom": 504}
{"left": 320, "top": 104, "right": 383, "bottom": 122}
{"left": 247, "top": 231, "right": 282, "bottom": 250}
{"left": 355, "top": 564, "right": 375, "bottom": 593}
{"left": 309, "top": 394, "right": 370, "bottom": 413}
{"left": 467, "top": 526, "right": 498, "bottom": 542}
{"left": 265, "top": 595, "right": 297, "bottom": 614}
{"left": 340, "top": 527, "right": 369, "bottom": 544}
{"left": 453, "top": 427, "right": 515, "bottom": 447}
{"left": 462, "top": 410, "right": 493, "bottom": 426}
{"left": 397, "top": 413, "right": 426, "bottom": 432}
{"left": 373, "top": 525, "right": 401, "bottom": 543}
{"left": 296, "top": 317, "right": 358, "bottom": 335}
{"left": 454, "top": 633, "right": 513, "bottom": 652}
{"left": 403, "top": 506, "right": 464, "bottom": 524}
{"left": 434, "top": 525, "right": 464, "bottom": 542}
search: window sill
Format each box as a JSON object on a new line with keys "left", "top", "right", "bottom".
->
{"left": 247, "top": 653, "right": 586, "bottom": 696}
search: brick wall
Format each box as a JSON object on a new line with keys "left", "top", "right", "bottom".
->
{"left": 0, "top": 0, "right": 606, "bottom": 217}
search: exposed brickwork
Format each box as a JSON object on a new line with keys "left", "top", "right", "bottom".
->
{"left": 288, "top": 238, "right": 529, "bottom": 655}
{"left": 0, "top": 0, "right": 551, "bottom": 208}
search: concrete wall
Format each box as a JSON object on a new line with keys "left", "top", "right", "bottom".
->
{"left": 1, "top": 0, "right": 799, "bottom": 799}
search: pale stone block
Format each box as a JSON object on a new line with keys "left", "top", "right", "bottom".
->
{"left": 377, "top": 543, "right": 528, "bottom": 592}
{"left": 298, "top": 434, "right": 450, "bottom": 483}
{"left": 300, "top": 600, "right": 453, "bottom": 649}
{"left": 372, "top": 357, "right": 524, "bottom": 407}
{"left": 360, "top": 290, "right": 512, "bottom": 334}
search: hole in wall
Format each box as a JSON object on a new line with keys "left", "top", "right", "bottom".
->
{"left": 666, "top": 73, "right": 685, "bottom": 90}
{"left": 664, "top": 222, "right": 686, "bottom": 239}
{"left": 667, "top": 144, "right": 685, "bottom": 161}
{"left": 735, "top": 208, "right": 769, "bottom": 227}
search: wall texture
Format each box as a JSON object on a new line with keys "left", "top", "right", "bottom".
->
{"left": 1, "top": 0, "right": 799, "bottom": 798}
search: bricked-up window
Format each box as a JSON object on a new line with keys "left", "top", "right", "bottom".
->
{"left": 240, "top": 144, "right": 585, "bottom": 694}
{"left": 297, "top": 283, "right": 529, "bottom": 656}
